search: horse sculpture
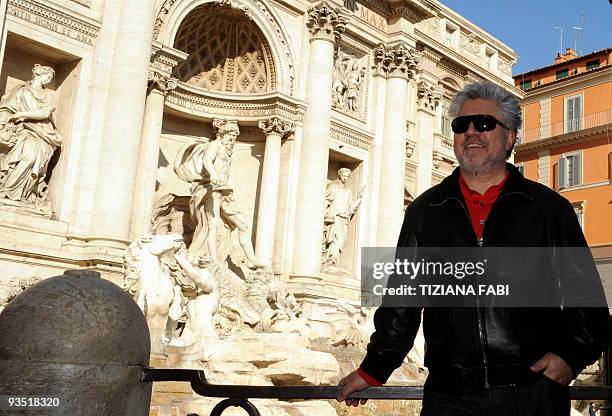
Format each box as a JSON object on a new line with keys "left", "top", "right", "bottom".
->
{"left": 124, "top": 234, "right": 184, "bottom": 349}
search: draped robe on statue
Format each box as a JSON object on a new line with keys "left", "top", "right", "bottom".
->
{"left": 0, "top": 83, "right": 62, "bottom": 202}
{"left": 173, "top": 142, "right": 234, "bottom": 261}
{"left": 323, "top": 180, "right": 357, "bottom": 265}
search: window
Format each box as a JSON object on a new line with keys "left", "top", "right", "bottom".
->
{"left": 442, "top": 22, "right": 457, "bottom": 48}
{"left": 517, "top": 164, "right": 525, "bottom": 176}
{"left": 444, "top": 28, "right": 453, "bottom": 46}
{"left": 558, "top": 153, "right": 581, "bottom": 188}
{"left": 519, "top": 79, "right": 532, "bottom": 90}
{"left": 572, "top": 201, "right": 584, "bottom": 230}
{"left": 440, "top": 99, "right": 452, "bottom": 137}
{"left": 556, "top": 68, "right": 569, "bottom": 80}
{"left": 484, "top": 51, "right": 494, "bottom": 70}
{"left": 565, "top": 95, "right": 582, "bottom": 133}
{"left": 586, "top": 59, "right": 600, "bottom": 71}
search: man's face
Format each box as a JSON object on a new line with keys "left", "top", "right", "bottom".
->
{"left": 453, "top": 99, "right": 515, "bottom": 175}
{"left": 220, "top": 131, "right": 238, "bottom": 149}
{"left": 339, "top": 171, "right": 350, "bottom": 184}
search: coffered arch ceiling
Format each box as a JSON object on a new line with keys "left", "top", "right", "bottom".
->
{"left": 173, "top": 3, "right": 276, "bottom": 94}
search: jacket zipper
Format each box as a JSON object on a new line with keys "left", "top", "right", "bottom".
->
{"left": 474, "top": 191, "right": 518, "bottom": 389}
{"left": 476, "top": 237, "right": 489, "bottom": 388}
{"left": 452, "top": 197, "right": 490, "bottom": 388}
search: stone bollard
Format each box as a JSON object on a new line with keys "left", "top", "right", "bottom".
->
{"left": 0, "top": 270, "right": 153, "bottom": 415}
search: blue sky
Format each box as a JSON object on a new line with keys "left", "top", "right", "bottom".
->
{"left": 439, "top": 0, "right": 612, "bottom": 75}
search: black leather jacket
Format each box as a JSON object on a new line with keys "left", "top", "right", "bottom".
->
{"left": 360, "top": 164, "right": 611, "bottom": 392}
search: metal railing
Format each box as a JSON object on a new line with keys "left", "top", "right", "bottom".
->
{"left": 143, "top": 368, "right": 612, "bottom": 416}
{"left": 522, "top": 109, "right": 612, "bottom": 143}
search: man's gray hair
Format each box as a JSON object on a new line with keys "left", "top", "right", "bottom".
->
{"left": 450, "top": 81, "right": 522, "bottom": 133}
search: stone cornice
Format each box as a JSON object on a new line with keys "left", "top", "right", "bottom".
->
{"left": 330, "top": 119, "right": 373, "bottom": 151}
{"left": 7, "top": 0, "right": 100, "bottom": 46}
{"left": 419, "top": 44, "right": 443, "bottom": 64}
{"left": 356, "top": 0, "right": 437, "bottom": 23}
{"left": 518, "top": 68, "right": 611, "bottom": 105}
{"left": 150, "top": 42, "right": 189, "bottom": 77}
{"left": 430, "top": 0, "right": 515, "bottom": 57}
{"left": 515, "top": 124, "right": 611, "bottom": 154}
{"left": 388, "top": 0, "right": 437, "bottom": 23}
{"left": 165, "top": 83, "right": 307, "bottom": 124}
{"left": 306, "top": 1, "right": 350, "bottom": 42}
{"left": 414, "top": 36, "right": 520, "bottom": 95}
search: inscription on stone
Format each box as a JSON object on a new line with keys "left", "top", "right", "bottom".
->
{"left": 7, "top": 3, "right": 95, "bottom": 46}
{"left": 355, "top": 4, "right": 387, "bottom": 32}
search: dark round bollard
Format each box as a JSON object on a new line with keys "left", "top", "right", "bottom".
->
{"left": 0, "top": 270, "right": 152, "bottom": 415}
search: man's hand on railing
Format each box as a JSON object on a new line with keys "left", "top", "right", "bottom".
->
{"left": 337, "top": 370, "right": 370, "bottom": 407}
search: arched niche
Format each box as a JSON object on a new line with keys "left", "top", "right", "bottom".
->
{"left": 173, "top": 3, "right": 276, "bottom": 94}
{"left": 155, "top": 0, "right": 295, "bottom": 96}
{"left": 440, "top": 76, "right": 461, "bottom": 92}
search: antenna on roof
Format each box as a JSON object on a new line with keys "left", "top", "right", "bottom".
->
{"left": 553, "top": 26, "right": 564, "bottom": 54}
{"left": 572, "top": 13, "right": 585, "bottom": 54}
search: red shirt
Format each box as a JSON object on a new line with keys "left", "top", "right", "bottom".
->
{"left": 357, "top": 171, "right": 509, "bottom": 387}
{"left": 458, "top": 171, "right": 509, "bottom": 241}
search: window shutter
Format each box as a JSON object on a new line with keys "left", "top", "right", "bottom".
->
{"left": 567, "top": 97, "right": 582, "bottom": 132}
{"left": 558, "top": 157, "right": 567, "bottom": 188}
{"left": 575, "top": 96, "right": 582, "bottom": 129}
{"left": 572, "top": 154, "right": 581, "bottom": 185}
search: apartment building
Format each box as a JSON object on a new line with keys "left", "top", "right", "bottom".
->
{"left": 514, "top": 47, "right": 612, "bottom": 286}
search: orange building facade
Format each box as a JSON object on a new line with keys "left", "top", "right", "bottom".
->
{"left": 513, "top": 47, "right": 612, "bottom": 286}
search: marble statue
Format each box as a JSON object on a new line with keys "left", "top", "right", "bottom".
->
{"left": 174, "top": 252, "right": 220, "bottom": 343}
{"left": 322, "top": 167, "right": 365, "bottom": 266}
{"left": 123, "top": 233, "right": 184, "bottom": 347}
{"left": 173, "top": 119, "right": 265, "bottom": 268}
{"left": 0, "top": 65, "right": 62, "bottom": 209}
{"left": 346, "top": 61, "right": 366, "bottom": 112}
{"left": 331, "top": 54, "right": 366, "bottom": 113}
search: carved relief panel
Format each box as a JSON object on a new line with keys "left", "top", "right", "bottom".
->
{"left": 332, "top": 45, "right": 369, "bottom": 121}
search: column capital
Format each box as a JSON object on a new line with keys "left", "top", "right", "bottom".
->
{"left": 148, "top": 70, "right": 178, "bottom": 95}
{"left": 372, "top": 43, "right": 420, "bottom": 80}
{"left": 306, "top": 1, "right": 349, "bottom": 43}
{"left": 416, "top": 80, "right": 442, "bottom": 113}
{"left": 258, "top": 117, "right": 294, "bottom": 137}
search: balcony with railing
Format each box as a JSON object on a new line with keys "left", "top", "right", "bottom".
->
{"left": 521, "top": 109, "right": 612, "bottom": 143}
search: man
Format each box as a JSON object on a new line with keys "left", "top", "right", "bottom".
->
{"left": 173, "top": 120, "right": 265, "bottom": 268}
{"left": 337, "top": 81, "right": 611, "bottom": 415}
{"left": 322, "top": 167, "right": 365, "bottom": 266}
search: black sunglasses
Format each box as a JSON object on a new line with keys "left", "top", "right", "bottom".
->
{"left": 451, "top": 114, "right": 510, "bottom": 134}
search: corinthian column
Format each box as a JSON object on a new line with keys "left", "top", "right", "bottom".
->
{"left": 90, "top": 0, "right": 158, "bottom": 244}
{"left": 255, "top": 117, "right": 294, "bottom": 266}
{"left": 291, "top": 2, "right": 348, "bottom": 278}
{"left": 375, "top": 43, "right": 421, "bottom": 247}
{"left": 129, "top": 71, "right": 178, "bottom": 238}
{"left": 416, "top": 79, "right": 442, "bottom": 195}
